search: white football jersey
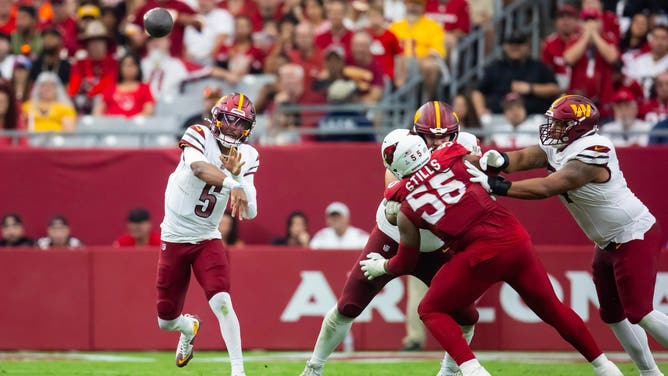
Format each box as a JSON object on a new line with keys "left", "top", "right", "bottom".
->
{"left": 540, "top": 134, "right": 655, "bottom": 248}
{"left": 161, "top": 125, "right": 259, "bottom": 243}
{"left": 375, "top": 201, "right": 444, "bottom": 252}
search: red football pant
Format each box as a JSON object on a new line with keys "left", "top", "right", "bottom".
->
{"left": 593, "top": 224, "right": 663, "bottom": 324}
{"left": 156, "top": 239, "right": 231, "bottom": 320}
{"left": 337, "top": 226, "right": 478, "bottom": 325}
{"left": 419, "top": 237, "right": 602, "bottom": 365}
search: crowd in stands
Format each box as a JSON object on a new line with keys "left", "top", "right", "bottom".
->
{"left": 0, "top": 0, "right": 665, "bottom": 146}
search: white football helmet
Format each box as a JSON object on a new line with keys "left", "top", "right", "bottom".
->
{"left": 457, "top": 131, "right": 482, "bottom": 157}
{"left": 381, "top": 129, "right": 430, "bottom": 179}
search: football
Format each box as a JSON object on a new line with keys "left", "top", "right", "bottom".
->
{"left": 143, "top": 7, "right": 173, "bottom": 38}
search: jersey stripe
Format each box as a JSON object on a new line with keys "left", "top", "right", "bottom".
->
{"left": 182, "top": 133, "right": 205, "bottom": 151}
{"left": 188, "top": 125, "right": 206, "bottom": 138}
{"left": 179, "top": 140, "right": 204, "bottom": 154}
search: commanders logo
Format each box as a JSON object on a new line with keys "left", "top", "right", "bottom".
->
{"left": 570, "top": 103, "right": 591, "bottom": 118}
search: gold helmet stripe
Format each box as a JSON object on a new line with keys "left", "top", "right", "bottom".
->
{"left": 238, "top": 94, "right": 244, "bottom": 110}
{"left": 433, "top": 101, "right": 441, "bottom": 128}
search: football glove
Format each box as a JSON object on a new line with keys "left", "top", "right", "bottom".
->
{"left": 479, "top": 150, "right": 509, "bottom": 171}
{"left": 359, "top": 252, "right": 388, "bottom": 280}
{"left": 464, "top": 160, "right": 511, "bottom": 196}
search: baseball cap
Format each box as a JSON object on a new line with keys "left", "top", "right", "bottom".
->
{"left": 503, "top": 31, "right": 528, "bottom": 45}
{"left": 1, "top": 214, "right": 23, "bottom": 227}
{"left": 324, "top": 44, "right": 345, "bottom": 59}
{"left": 128, "top": 208, "right": 151, "bottom": 223}
{"left": 556, "top": 4, "right": 578, "bottom": 18}
{"left": 612, "top": 89, "right": 635, "bottom": 104}
{"left": 48, "top": 215, "right": 69, "bottom": 227}
{"left": 78, "top": 5, "right": 101, "bottom": 19}
{"left": 502, "top": 92, "right": 524, "bottom": 108}
{"left": 325, "top": 202, "right": 350, "bottom": 217}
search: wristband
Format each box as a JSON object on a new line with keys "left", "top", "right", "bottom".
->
{"left": 489, "top": 176, "right": 512, "bottom": 196}
{"left": 498, "top": 151, "right": 510, "bottom": 170}
{"left": 222, "top": 177, "right": 242, "bottom": 190}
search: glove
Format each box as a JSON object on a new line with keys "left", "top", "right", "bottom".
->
{"left": 479, "top": 150, "right": 509, "bottom": 171}
{"left": 384, "top": 200, "right": 401, "bottom": 217}
{"left": 359, "top": 252, "right": 388, "bottom": 280}
{"left": 464, "top": 160, "right": 511, "bottom": 196}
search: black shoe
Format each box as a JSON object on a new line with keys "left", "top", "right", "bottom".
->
{"left": 401, "top": 341, "right": 423, "bottom": 351}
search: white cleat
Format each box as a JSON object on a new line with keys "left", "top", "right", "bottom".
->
{"left": 299, "top": 362, "right": 323, "bottom": 376}
{"left": 640, "top": 368, "right": 665, "bottom": 376}
{"left": 461, "top": 366, "right": 491, "bottom": 376}
{"left": 594, "top": 361, "right": 623, "bottom": 376}
{"left": 436, "top": 369, "right": 463, "bottom": 376}
{"left": 175, "top": 314, "right": 200, "bottom": 368}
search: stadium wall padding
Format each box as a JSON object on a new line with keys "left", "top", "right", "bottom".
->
{"left": 1, "top": 246, "right": 668, "bottom": 351}
{"left": 0, "top": 146, "right": 667, "bottom": 247}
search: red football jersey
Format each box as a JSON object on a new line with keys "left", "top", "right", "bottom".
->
{"left": 541, "top": 33, "right": 568, "bottom": 76}
{"left": 424, "top": 0, "right": 471, "bottom": 33}
{"left": 101, "top": 83, "right": 155, "bottom": 117}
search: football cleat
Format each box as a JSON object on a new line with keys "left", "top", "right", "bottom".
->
{"left": 436, "top": 368, "right": 462, "bottom": 376}
{"left": 299, "top": 362, "right": 323, "bottom": 376}
{"left": 175, "top": 314, "right": 200, "bottom": 368}
{"left": 593, "top": 361, "right": 623, "bottom": 376}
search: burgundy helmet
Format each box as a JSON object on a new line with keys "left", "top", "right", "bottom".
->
{"left": 412, "top": 101, "right": 460, "bottom": 143}
{"left": 540, "top": 94, "right": 600, "bottom": 147}
{"left": 210, "top": 92, "right": 256, "bottom": 147}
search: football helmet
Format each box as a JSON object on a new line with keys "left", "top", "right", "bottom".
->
{"left": 210, "top": 92, "right": 256, "bottom": 148}
{"left": 540, "top": 94, "right": 600, "bottom": 147}
{"left": 382, "top": 129, "right": 430, "bottom": 179}
{"left": 412, "top": 101, "right": 460, "bottom": 145}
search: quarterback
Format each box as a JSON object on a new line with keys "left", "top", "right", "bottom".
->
{"left": 468, "top": 94, "right": 666, "bottom": 376}
{"left": 361, "top": 131, "right": 623, "bottom": 376}
{"left": 301, "top": 102, "right": 481, "bottom": 376}
{"left": 156, "top": 92, "right": 259, "bottom": 376}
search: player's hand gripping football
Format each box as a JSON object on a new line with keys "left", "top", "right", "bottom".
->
{"left": 359, "top": 252, "right": 388, "bottom": 280}
{"left": 230, "top": 187, "right": 249, "bottom": 220}
{"left": 220, "top": 147, "right": 245, "bottom": 176}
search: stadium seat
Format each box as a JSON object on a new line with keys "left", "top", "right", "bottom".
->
{"left": 234, "top": 74, "right": 276, "bottom": 102}
{"left": 154, "top": 92, "right": 204, "bottom": 118}
{"left": 181, "top": 77, "right": 229, "bottom": 97}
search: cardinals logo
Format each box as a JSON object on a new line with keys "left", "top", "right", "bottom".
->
{"left": 383, "top": 143, "right": 398, "bottom": 165}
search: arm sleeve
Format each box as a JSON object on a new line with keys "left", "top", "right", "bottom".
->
{"left": 385, "top": 242, "right": 420, "bottom": 276}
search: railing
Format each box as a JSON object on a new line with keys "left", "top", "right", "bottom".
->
{"left": 448, "top": 0, "right": 544, "bottom": 98}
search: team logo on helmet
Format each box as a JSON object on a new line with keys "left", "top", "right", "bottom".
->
{"left": 570, "top": 103, "right": 591, "bottom": 118}
{"left": 382, "top": 143, "right": 398, "bottom": 165}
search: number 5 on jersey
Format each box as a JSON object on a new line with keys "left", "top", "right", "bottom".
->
{"left": 195, "top": 184, "right": 222, "bottom": 218}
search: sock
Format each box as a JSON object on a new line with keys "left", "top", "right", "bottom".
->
{"left": 441, "top": 325, "right": 475, "bottom": 374}
{"left": 157, "top": 315, "right": 195, "bottom": 336}
{"left": 609, "top": 319, "right": 658, "bottom": 372}
{"left": 459, "top": 358, "right": 488, "bottom": 376}
{"left": 307, "top": 306, "right": 354, "bottom": 368}
{"left": 209, "top": 292, "right": 244, "bottom": 374}
{"left": 639, "top": 310, "right": 668, "bottom": 347}
{"left": 591, "top": 354, "right": 609, "bottom": 368}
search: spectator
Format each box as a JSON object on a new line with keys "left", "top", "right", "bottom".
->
{"left": 11, "top": 55, "right": 31, "bottom": 103}
{"left": 620, "top": 11, "right": 650, "bottom": 64}
{"left": 317, "top": 78, "right": 375, "bottom": 142}
{"left": 640, "top": 71, "right": 668, "bottom": 124}
{"left": 40, "top": 0, "right": 77, "bottom": 57}
{"left": 99, "top": 6, "right": 123, "bottom": 54}
{"left": 563, "top": 9, "right": 620, "bottom": 119}
{"left": 141, "top": 37, "right": 188, "bottom": 98}
{"left": 74, "top": 5, "right": 101, "bottom": 53}
{"left": 272, "top": 211, "right": 311, "bottom": 246}
{"left": 489, "top": 92, "right": 541, "bottom": 148}
{"left": 218, "top": 211, "right": 244, "bottom": 247}
{"left": 310, "top": 202, "right": 369, "bottom": 249}
{"left": 29, "top": 28, "right": 71, "bottom": 86}
{"left": 649, "top": 118, "right": 668, "bottom": 144}
{"left": 218, "top": 0, "right": 263, "bottom": 32}
{"left": 581, "top": 0, "right": 620, "bottom": 41}
{"left": 23, "top": 71, "right": 75, "bottom": 132}
{"left": 211, "top": 15, "right": 265, "bottom": 85}
{"left": 184, "top": 0, "right": 233, "bottom": 65}
{"left": 315, "top": 0, "right": 352, "bottom": 53}
{"left": 0, "top": 33, "right": 16, "bottom": 79}
{"left": 261, "top": 13, "right": 298, "bottom": 62}
{"left": 0, "top": 213, "right": 34, "bottom": 247}
{"left": 366, "top": 4, "right": 404, "bottom": 87}
{"left": 285, "top": 22, "right": 324, "bottom": 92}
{"left": 10, "top": 5, "right": 41, "bottom": 59}
{"left": 473, "top": 31, "right": 560, "bottom": 116}
{"left": 0, "top": 78, "right": 22, "bottom": 146}
{"left": 389, "top": 0, "right": 445, "bottom": 99}
{"left": 383, "top": 0, "right": 406, "bottom": 22}
{"left": 601, "top": 89, "right": 652, "bottom": 146}
{"left": 313, "top": 45, "right": 347, "bottom": 94}
{"left": 94, "top": 53, "right": 155, "bottom": 117}
{"left": 68, "top": 20, "right": 118, "bottom": 115}
{"left": 182, "top": 85, "right": 222, "bottom": 129}
{"left": 113, "top": 208, "right": 161, "bottom": 247}
{"left": 541, "top": 4, "right": 579, "bottom": 90}
{"left": 345, "top": 0, "right": 370, "bottom": 31}
{"left": 0, "top": 0, "right": 15, "bottom": 35}
{"left": 424, "top": 0, "right": 470, "bottom": 47}
{"left": 624, "top": 25, "right": 668, "bottom": 99}
{"left": 129, "top": 0, "right": 200, "bottom": 58}
{"left": 36, "top": 215, "right": 83, "bottom": 250}
{"left": 303, "top": 0, "right": 328, "bottom": 35}
{"left": 452, "top": 93, "right": 482, "bottom": 136}
{"left": 343, "top": 31, "right": 384, "bottom": 104}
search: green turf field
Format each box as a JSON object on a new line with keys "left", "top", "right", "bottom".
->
{"left": 0, "top": 351, "right": 665, "bottom": 375}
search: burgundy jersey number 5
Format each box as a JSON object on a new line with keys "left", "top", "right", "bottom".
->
{"left": 195, "top": 184, "right": 223, "bottom": 218}
{"left": 405, "top": 170, "right": 466, "bottom": 224}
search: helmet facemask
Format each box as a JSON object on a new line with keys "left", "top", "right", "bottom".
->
{"left": 211, "top": 108, "right": 254, "bottom": 148}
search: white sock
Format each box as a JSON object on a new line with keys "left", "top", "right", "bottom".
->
{"left": 591, "top": 354, "right": 609, "bottom": 368}
{"left": 459, "top": 358, "right": 488, "bottom": 376}
{"left": 441, "top": 325, "right": 475, "bottom": 373}
{"left": 209, "top": 292, "right": 244, "bottom": 374}
{"left": 157, "top": 315, "right": 195, "bottom": 336}
{"left": 307, "top": 306, "right": 354, "bottom": 368}
{"left": 609, "top": 319, "right": 658, "bottom": 372}
{"left": 639, "top": 310, "right": 668, "bottom": 347}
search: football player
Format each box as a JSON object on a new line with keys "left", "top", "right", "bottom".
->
{"left": 300, "top": 102, "right": 479, "bottom": 376}
{"left": 468, "top": 94, "right": 666, "bottom": 376}
{"left": 362, "top": 132, "right": 622, "bottom": 376}
{"left": 157, "top": 92, "right": 259, "bottom": 376}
